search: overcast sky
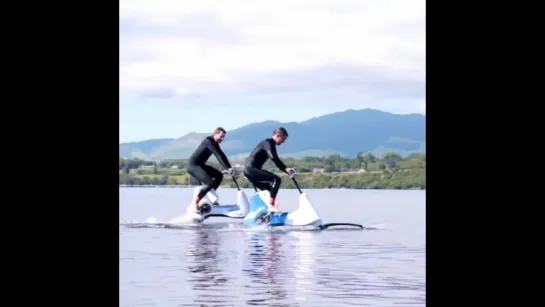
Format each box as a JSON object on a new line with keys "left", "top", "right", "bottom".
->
{"left": 120, "top": 0, "right": 426, "bottom": 142}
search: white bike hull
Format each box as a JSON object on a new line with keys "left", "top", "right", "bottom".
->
{"left": 186, "top": 187, "right": 250, "bottom": 222}
{"left": 243, "top": 191, "right": 322, "bottom": 227}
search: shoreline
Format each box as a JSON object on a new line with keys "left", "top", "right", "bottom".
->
{"left": 120, "top": 154, "right": 426, "bottom": 190}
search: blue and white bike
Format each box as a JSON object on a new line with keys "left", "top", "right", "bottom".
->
{"left": 242, "top": 176, "right": 364, "bottom": 230}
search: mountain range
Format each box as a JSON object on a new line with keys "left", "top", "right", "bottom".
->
{"left": 120, "top": 108, "right": 426, "bottom": 161}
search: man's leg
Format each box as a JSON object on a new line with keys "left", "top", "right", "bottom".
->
{"left": 253, "top": 181, "right": 273, "bottom": 192}
{"left": 244, "top": 168, "right": 271, "bottom": 192}
{"left": 201, "top": 165, "right": 223, "bottom": 204}
{"left": 188, "top": 174, "right": 201, "bottom": 186}
{"left": 187, "top": 164, "right": 216, "bottom": 212}
{"left": 244, "top": 172, "right": 272, "bottom": 192}
{"left": 267, "top": 171, "right": 282, "bottom": 205}
{"left": 201, "top": 164, "right": 224, "bottom": 191}
{"left": 244, "top": 167, "right": 282, "bottom": 210}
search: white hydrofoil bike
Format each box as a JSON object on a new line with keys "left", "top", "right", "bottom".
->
{"left": 184, "top": 173, "right": 250, "bottom": 223}
{"left": 243, "top": 176, "right": 364, "bottom": 230}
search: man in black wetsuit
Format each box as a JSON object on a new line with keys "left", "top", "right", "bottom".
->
{"left": 244, "top": 127, "right": 295, "bottom": 212}
{"left": 186, "top": 127, "right": 234, "bottom": 214}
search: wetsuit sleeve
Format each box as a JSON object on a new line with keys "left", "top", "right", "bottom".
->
{"left": 266, "top": 141, "right": 288, "bottom": 173}
{"left": 208, "top": 139, "right": 232, "bottom": 170}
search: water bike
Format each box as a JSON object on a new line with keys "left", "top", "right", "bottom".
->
{"left": 243, "top": 176, "right": 364, "bottom": 230}
{"left": 184, "top": 173, "right": 250, "bottom": 223}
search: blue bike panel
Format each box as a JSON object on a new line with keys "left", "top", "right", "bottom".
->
{"left": 243, "top": 194, "right": 268, "bottom": 227}
{"left": 268, "top": 212, "right": 288, "bottom": 226}
{"left": 249, "top": 193, "right": 268, "bottom": 212}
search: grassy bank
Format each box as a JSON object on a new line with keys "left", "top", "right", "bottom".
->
{"left": 119, "top": 167, "right": 425, "bottom": 190}
{"left": 119, "top": 152, "right": 426, "bottom": 190}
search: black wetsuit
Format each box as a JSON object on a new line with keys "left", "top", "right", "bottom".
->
{"left": 187, "top": 136, "right": 232, "bottom": 199}
{"left": 244, "top": 138, "right": 288, "bottom": 199}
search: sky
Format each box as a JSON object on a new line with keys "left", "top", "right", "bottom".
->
{"left": 120, "top": 0, "right": 426, "bottom": 143}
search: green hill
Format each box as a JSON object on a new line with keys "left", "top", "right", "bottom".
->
{"left": 120, "top": 108, "right": 425, "bottom": 161}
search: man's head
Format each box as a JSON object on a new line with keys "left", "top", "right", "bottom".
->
{"left": 212, "top": 127, "right": 226, "bottom": 143}
{"left": 271, "top": 127, "right": 288, "bottom": 145}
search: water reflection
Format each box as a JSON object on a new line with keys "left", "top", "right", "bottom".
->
{"left": 290, "top": 231, "right": 317, "bottom": 304}
{"left": 312, "top": 239, "right": 375, "bottom": 303}
{"left": 244, "top": 232, "right": 289, "bottom": 306}
{"left": 182, "top": 229, "right": 234, "bottom": 307}
{"left": 312, "top": 239, "right": 426, "bottom": 305}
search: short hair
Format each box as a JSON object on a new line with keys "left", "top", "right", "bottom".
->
{"left": 213, "top": 127, "right": 226, "bottom": 134}
{"left": 273, "top": 127, "right": 288, "bottom": 137}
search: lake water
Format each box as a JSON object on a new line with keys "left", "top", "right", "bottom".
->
{"left": 120, "top": 188, "right": 426, "bottom": 307}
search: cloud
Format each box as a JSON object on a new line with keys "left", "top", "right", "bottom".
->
{"left": 120, "top": 0, "right": 426, "bottom": 103}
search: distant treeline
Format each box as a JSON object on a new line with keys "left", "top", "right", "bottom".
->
{"left": 119, "top": 152, "right": 426, "bottom": 190}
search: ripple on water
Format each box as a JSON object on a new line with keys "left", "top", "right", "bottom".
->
{"left": 120, "top": 189, "right": 426, "bottom": 307}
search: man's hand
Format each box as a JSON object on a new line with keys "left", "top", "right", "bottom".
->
{"left": 226, "top": 168, "right": 235, "bottom": 175}
{"left": 286, "top": 167, "right": 296, "bottom": 178}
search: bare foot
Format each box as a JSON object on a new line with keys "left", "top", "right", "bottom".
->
{"left": 186, "top": 201, "right": 200, "bottom": 214}
{"left": 267, "top": 205, "right": 280, "bottom": 212}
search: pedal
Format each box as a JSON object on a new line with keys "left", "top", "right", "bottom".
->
{"left": 259, "top": 213, "right": 271, "bottom": 223}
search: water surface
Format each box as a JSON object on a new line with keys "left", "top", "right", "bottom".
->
{"left": 120, "top": 188, "right": 426, "bottom": 307}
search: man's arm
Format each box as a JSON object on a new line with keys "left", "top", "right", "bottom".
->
{"left": 265, "top": 141, "right": 288, "bottom": 173}
{"left": 208, "top": 139, "right": 232, "bottom": 170}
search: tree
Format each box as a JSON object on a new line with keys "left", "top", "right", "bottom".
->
{"left": 382, "top": 152, "right": 403, "bottom": 169}
{"left": 357, "top": 152, "right": 377, "bottom": 170}
{"left": 325, "top": 154, "right": 341, "bottom": 165}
